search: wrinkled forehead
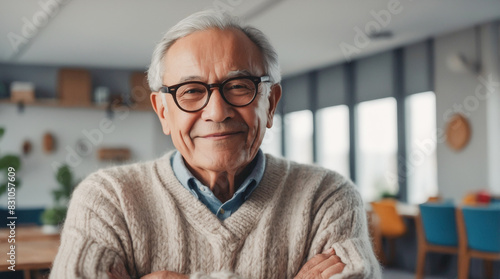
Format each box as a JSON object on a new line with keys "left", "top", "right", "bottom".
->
{"left": 162, "top": 28, "right": 265, "bottom": 84}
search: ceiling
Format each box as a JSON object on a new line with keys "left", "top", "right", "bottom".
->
{"left": 1, "top": 0, "right": 500, "bottom": 77}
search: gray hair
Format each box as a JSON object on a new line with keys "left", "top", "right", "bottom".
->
{"left": 147, "top": 9, "right": 281, "bottom": 92}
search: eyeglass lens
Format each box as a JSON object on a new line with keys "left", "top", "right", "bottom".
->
{"left": 176, "top": 78, "right": 257, "bottom": 111}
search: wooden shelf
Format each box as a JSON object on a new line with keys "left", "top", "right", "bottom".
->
{"left": 0, "top": 99, "right": 152, "bottom": 111}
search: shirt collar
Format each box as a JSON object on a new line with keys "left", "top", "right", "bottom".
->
{"left": 171, "top": 149, "right": 266, "bottom": 199}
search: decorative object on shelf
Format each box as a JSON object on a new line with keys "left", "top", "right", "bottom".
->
{"left": 10, "top": 81, "right": 35, "bottom": 104}
{"left": 41, "top": 164, "right": 78, "bottom": 234}
{"left": 445, "top": 114, "right": 471, "bottom": 151}
{"left": 22, "top": 140, "right": 32, "bottom": 155}
{"left": 43, "top": 132, "right": 56, "bottom": 153}
{"left": 97, "top": 147, "right": 131, "bottom": 162}
{"left": 58, "top": 68, "right": 91, "bottom": 106}
{"left": 130, "top": 72, "right": 152, "bottom": 110}
{"left": 94, "top": 86, "right": 110, "bottom": 105}
{"left": 0, "top": 127, "right": 22, "bottom": 196}
{"left": 75, "top": 138, "right": 90, "bottom": 155}
{"left": 110, "top": 94, "right": 123, "bottom": 106}
{"left": 105, "top": 95, "right": 124, "bottom": 119}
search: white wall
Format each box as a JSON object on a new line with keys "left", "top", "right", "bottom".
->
{"left": 483, "top": 23, "right": 500, "bottom": 195}
{"left": 434, "top": 23, "right": 500, "bottom": 200}
{"left": 0, "top": 104, "right": 175, "bottom": 208}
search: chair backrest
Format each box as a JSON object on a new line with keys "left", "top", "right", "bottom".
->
{"left": 461, "top": 206, "right": 500, "bottom": 253}
{"left": 419, "top": 203, "right": 458, "bottom": 247}
{"left": 370, "top": 199, "right": 406, "bottom": 237}
{"left": 491, "top": 197, "right": 500, "bottom": 206}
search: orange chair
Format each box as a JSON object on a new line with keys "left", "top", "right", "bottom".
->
{"left": 370, "top": 199, "right": 407, "bottom": 265}
{"left": 462, "top": 193, "right": 477, "bottom": 206}
{"left": 426, "top": 196, "right": 442, "bottom": 203}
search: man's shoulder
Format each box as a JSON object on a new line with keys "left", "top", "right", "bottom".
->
{"left": 97, "top": 155, "right": 167, "bottom": 179}
{"left": 264, "top": 153, "right": 351, "bottom": 185}
{"left": 75, "top": 151, "right": 174, "bottom": 194}
{"left": 263, "top": 153, "right": 362, "bottom": 211}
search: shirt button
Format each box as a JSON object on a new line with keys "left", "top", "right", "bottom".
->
{"left": 220, "top": 208, "right": 225, "bottom": 214}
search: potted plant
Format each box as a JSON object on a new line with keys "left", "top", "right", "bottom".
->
{"left": 41, "top": 164, "right": 77, "bottom": 234}
{"left": 0, "top": 127, "right": 22, "bottom": 196}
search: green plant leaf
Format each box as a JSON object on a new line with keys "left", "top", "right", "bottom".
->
{"left": 0, "top": 155, "right": 21, "bottom": 170}
{"left": 56, "top": 165, "right": 72, "bottom": 187}
{"left": 41, "top": 206, "right": 67, "bottom": 225}
{"left": 53, "top": 189, "right": 64, "bottom": 203}
{"left": 0, "top": 127, "right": 4, "bottom": 139}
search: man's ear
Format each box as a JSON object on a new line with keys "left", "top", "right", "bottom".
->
{"left": 266, "top": 84, "right": 282, "bottom": 129}
{"left": 151, "top": 92, "right": 172, "bottom": 135}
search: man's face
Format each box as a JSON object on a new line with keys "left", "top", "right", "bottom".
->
{"left": 151, "top": 28, "right": 281, "bottom": 174}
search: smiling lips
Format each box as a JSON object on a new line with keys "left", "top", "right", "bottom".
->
{"left": 200, "top": 131, "right": 243, "bottom": 139}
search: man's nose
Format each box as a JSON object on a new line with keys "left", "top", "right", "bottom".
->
{"left": 200, "top": 88, "right": 234, "bottom": 122}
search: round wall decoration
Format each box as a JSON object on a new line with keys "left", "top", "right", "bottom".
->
{"left": 445, "top": 114, "right": 471, "bottom": 151}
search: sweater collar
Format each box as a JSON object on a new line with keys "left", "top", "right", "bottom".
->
{"left": 155, "top": 150, "right": 290, "bottom": 240}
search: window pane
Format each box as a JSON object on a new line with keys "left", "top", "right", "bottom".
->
{"left": 284, "top": 110, "right": 313, "bottom": 164}
{"left": 356, "top": 97, "right": 398, "bottom": 201}
{"left": 316, "top": 105, "right": 350, "bottom": 178}
{"left": 406, "top": 92, "right": 438, "bottom": 204}
{"left": 261, "top": 114, "right": 282, "bottom": 157}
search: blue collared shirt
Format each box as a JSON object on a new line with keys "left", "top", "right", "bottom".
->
{"left": 171, "top": 150, "right": 265, "bottom": 220}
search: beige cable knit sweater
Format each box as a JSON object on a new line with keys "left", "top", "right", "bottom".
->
{"left": 50, "top": 151, "right": 381, "bottom": 279}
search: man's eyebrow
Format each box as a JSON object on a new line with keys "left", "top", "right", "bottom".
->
{"left": 178, "top": 75, "right": 204, "bottom": 83}
{"left": 177, "top": 70, "right": 254, "bottom": 84}
{"left": 225, "top": 70, "right": 253, "bottom": 78}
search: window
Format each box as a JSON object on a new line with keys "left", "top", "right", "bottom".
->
{"left": 406, "top": 92, "right": 438, "bottom": 204}
{"left": 284, "top": 110, "right": 313, "bottom": 164}
{"left": 261, "top": 114, "right": 282, "bottom": 157}
{"left": 356, "top": 97, "right": 398, "bottom": 201}
{"left": 316, "top": 105, "right": 350, "bottom": 177}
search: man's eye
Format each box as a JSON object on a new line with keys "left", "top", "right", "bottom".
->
{"left": 229, "top": 84, "right": 247, "bottom": 89}
{"left": 182, "top": 88, "right": 205, "bottom": 94}
{"left": 185, "top": 89, "right": 204, "bottom": 94}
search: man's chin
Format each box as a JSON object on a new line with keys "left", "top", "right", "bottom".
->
{"left": 198, "top": 150, "right": 249, "bottom": 170}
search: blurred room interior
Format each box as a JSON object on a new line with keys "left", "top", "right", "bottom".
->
{"left": 0, "top": 0, "right": 499, "bottom": 278}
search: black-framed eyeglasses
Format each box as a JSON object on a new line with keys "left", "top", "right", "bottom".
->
{"left": 159, "top": 75, "right": 270, "bottom": 112}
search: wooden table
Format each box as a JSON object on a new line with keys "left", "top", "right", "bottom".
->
{"left": 0, "top": 226, "right": 60, "bottom": 243}
{"left": 365, "top": 202, "right": 419, "bottom": 218}
{"left": 0, "top": 226, "right": 60, "bottom": 279}
{"left": 396, "top": 203, "right": 419, "bottom": 218}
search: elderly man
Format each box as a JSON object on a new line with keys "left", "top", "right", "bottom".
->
{"left": 50, "top": 10, "right": 380, "bottom": 279}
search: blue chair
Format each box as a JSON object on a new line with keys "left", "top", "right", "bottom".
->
{"left": 490, "top": 198, "right": 500, "bottom": 207}
{"left": 457, "top": 206, "right": 500, "bottom": 279}
{"left": 416, "top": 203, "right": 459, "bottom": 279}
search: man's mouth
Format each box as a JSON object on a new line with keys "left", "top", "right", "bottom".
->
{"left": 200, "top": 131, "right": 243, "bottom": 139}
